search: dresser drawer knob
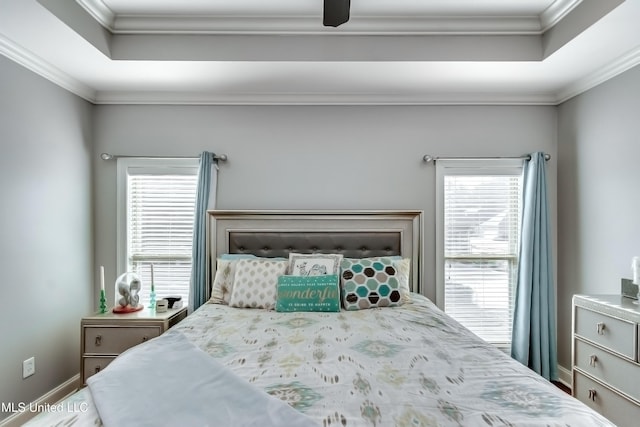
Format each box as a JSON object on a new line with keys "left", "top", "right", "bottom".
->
{"left": 142, "top": 336, "right": 148, "bottom": 342}
{"left": 95, "top": 335, "right": 102, "bottom": 346}
{"left": 588, "top": 388, "right": 597, "bottom": 401}
{"left": 596, "top": 322, "right": 605, "bottom": 335}
{"left": 589, "top": 354, "right": 598, "bottom": 367}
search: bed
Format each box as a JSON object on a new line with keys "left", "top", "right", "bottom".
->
{"left": 25, "top": 210, "right": 614, "bottom": 427}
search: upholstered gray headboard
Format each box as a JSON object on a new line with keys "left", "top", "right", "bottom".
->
{"left": 207, "top": 210, "right": 423, "bottom": 295}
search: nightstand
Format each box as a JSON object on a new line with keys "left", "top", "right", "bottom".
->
{"left": 81, "top": 306, "right": 187, "bottom": 384}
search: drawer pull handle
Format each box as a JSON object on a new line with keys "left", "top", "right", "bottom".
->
{"left": 589, "top": 354, "right": 598, "bottom": 367}
{"left": 596, "top": 322, "right": 605, "bottom": 335}
{"left": 94, "top": 366, "right": 101, "bottom": 374}
{"left": 588, "top": 388, "right": 597, "bottom": 401}
{"left": 95, "top": 335, "right": 102, "bottom": 346}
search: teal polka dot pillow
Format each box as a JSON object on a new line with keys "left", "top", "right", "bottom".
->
{"left": 340, "top": 258, "right": 401, "bottom": 310}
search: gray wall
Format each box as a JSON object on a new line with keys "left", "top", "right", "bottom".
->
{"left": 557, "top": 64, "right": 640, "bottom": 369}
{"left": 93, "top": 104, "right": 557, "bottom": 309}
{"left": 0, "top": 56, "right": 93, "bottom": 420}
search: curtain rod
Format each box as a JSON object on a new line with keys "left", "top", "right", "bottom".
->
{"left": 422, "top": 153, "right": 550, "bottom": 163}
{"left": 100, "top": 153, "right": 228, "bottom": 162}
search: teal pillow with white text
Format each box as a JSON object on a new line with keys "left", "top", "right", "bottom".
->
{"left": 276, "top": 275, "right": 341, "bottom": 312}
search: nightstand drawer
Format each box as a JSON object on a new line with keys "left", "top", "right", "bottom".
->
{"left": 84, "top": 326, "right": 161, "bottom": 354}
{"left": 82, "top": 356, "right": 115, "bottom": 383}
{"left": 574, "top": 371, "right": 640, "bottom": 427}
{"left": 575, "top": 307, "right": 636, "bottom": 359}
{"left": 575, "top": 339, "right": 640, "bottom": 401}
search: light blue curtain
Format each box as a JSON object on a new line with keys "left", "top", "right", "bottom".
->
{"left": 189, "top": 151, "right": 217, "bottom": 312}
{"left": 511, "top": 152, "right": 558, "bottom": 381}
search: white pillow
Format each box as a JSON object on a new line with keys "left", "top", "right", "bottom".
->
{"left": 288, "top": 253, "right": 343, "bottom": 276}
{"left": 394, "top": 257, "right": 413, "bottom": 304}
{"left": 209, "top": 258, "right": 236, "bottom": 305}
{"left": 229, "top": 259, "right": 288, "bottom": 309}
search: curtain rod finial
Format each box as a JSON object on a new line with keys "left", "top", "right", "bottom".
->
{"left": 100, "top": 153, "right": 114, "bottom": 160}
{"left": 423, "top": 155, "right": 433, "bottom": 163}
{"left": 215, "top": 154, "right": 228, "bottom": 162}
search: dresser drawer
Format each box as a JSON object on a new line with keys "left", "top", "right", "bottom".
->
{"left": 84, "top": 326, "right": 161, "bottom": 354}
{"left": 575, "top": 339, "right": 640, "bottom": 401}
{"left": 574, "top": 371, "right": 640, "bottom": 427}
{"left": 575, "top": 307, "right": 636, "bottom": 359}
{"left": 82, "top": 356, "right": 115, "bottom": 383}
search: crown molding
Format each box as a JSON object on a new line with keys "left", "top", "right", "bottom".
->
{"left": 75, "top": 0, "right": 585, "bottom": 35}
{"left": 109, "top": 15, "right": 543, "bottom": 35}
{"left": 540, "top": 0, "right": 582, "bottom": 32}
{"left": 0, "top": 34, "right": 96, "bottom": 102}
{"left": 75, "top": 0, "right": 115, "bottom": 30}
{"left": 556, "top": 45, "right": 640, "bottom": 103}
{"left": 93, "top": 90, "right": 558, "bottom": 106}
{"left": 76, "top": 0, "right": 549, "bottom": 35}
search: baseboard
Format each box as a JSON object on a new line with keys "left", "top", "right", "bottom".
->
{"left": 0, "top": 374, "right": 80, "bottom": 427}
{"left": 557, "top": 364, "right": 572, "bottom": 391}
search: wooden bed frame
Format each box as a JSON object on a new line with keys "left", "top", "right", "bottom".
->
{"left": 207, "top": 210, "right": 424, "bottom": 297}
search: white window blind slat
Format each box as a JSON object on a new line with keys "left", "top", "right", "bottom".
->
{"left": 443, "top": 172, "right": 521, "bottom": 351}
{"left": 126, "top": 171, "right": 198, "bottom": 307}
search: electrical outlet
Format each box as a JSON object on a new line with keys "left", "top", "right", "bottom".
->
{"left": 23, "top": 357, "right": 35, "bottom": 378}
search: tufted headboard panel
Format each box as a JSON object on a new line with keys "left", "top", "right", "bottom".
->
{"left": 207, "top": 210, "right": 423, "bottom": 295}
{"left": 228, "top": 232, "right": 401, "bottom": 258}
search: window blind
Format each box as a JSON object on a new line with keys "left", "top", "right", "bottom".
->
{"left": 127, "top": 173, "right": 197, "bottom": 307}
{"left": 443, "top": 174, "right": 521, "bottom": 350}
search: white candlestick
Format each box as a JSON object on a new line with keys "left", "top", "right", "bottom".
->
{"left": 150, "top": 264, "right": 155, "bottom": 292}
{"left": 100, "top": 266, "right": 105, "bottom": 292}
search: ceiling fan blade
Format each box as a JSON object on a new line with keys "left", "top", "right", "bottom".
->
{"left": 323, "top": 0, "right": 350, "bottom": 27}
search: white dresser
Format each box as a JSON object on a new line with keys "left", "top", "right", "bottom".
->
{"left": 572, "top": 295, "right": 640, "bottom": 427}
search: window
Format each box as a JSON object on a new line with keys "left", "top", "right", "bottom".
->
{"left": 436, "top": 159, "right": 522, "bottom": 351}
{"left": 117, "top": 158, "right": 198, "bottom": 307}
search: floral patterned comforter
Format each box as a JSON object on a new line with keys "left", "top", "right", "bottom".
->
{"left": 26, "top": 294, "right": 613, "bottom": 426}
